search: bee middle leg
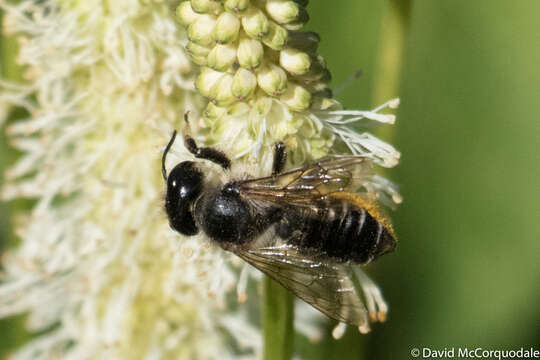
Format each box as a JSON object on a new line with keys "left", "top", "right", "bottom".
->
{"left": 272, "top": 141, "right": 287, "bottom": 175}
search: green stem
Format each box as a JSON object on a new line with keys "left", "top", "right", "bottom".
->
{"left": 372, "top": 0, "right": 412, "bottom": 144}
{"left": 262, "top": 276, "right": 294, "bottom": 360}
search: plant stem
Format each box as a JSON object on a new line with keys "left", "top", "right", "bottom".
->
{"left": 262, "top": 276, "right": 294, "bottom": 360}
{"left": 372, "top": 0, "right": 412, "bottom": 144}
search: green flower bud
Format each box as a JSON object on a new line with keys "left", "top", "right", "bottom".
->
{"left": 262, "top": 22, "right": 288, "bottom": 50}
{"left": 190, "top": 54, "right": 209, "bottom": 66}
{"left": 209, "top": 73, "right": 236, "bottom": 106}
{"left": 254, "top": 96, "right": 273, "bottom": 116}
{"left": 186, "top": 41, "right": 212, "bottom": 57}
{"left": 310, "top": 132, "right": 334, "bottom": 159}
{"left": 176, "top": 1, "right": 200, "bottom": 26}
{"left": 280, "top": 82, "right": 311, "bottom": 111}
{"left": 207, "top": 117, "right": 228, "bottom": 142}
{"left": 265, "top": 0, "right": 306, "bottom": 24}
{"left": 270, "top": 112, "right": 302, "bottom": 140}
{"left": 282, "top": 8, "right": 310, "bottom": 31}
{"left": 188, "top": 14, "right": 217, "bottom": 46}
{"left": 227, "top": 101, "right": 251, "bottom": 117}
{"left": 283, "top": 17, "right": 309, "bottom": 31}
{"left": 214, "top": 12, "right": 240, "bottom": 44}
{"left": 279, "top": 47, "right": 310, "bottom": 75}
{"left": 268, "top": 117, "right": 291, "bottom": 140}
{"left": 195, "top": 67, "right": 225, "bottom": 97}
{"left": 257, "top": 63, "right": 288, "bottom": 96}
{"left": 186, "top": 41, "right": 212, "bottom": 66}
{"left": 237, "top": 36, "right": 264, "bottom": 69}
{"left": 232, "top": 68, "right": 257, "bottom": 100}
{"left": 289, "top": 115, "right": 304, "bottom": 132}
{"left": 224, "top": 0, "right": 250, "bottom": 13}
{"left": 191, "top": 0, "right": 220, "bottom": 14}
{"left": 241, "top": 8, "right": 269, "bottom": 39}
{"left": 208, "top": 43, "right": 237, "bottom": 71}
{"left": 298, "top": 115, "right": 320, "bottom": 138}
{"left": 203, "top": 102, "right": 228, "bottom": 121}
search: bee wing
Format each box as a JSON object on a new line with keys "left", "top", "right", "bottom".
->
{"left": 238, "top": 156, "right": 372, "bottom": 206}
{"left": 234, "top": 243, "right": 369, "bottom": 326}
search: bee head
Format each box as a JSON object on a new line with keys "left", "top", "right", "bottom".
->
{"left": 164, "top": 161, "right": 202, "bottom": 235}
{"left": 162, "top": 130, "right": 201, "bottom": 236}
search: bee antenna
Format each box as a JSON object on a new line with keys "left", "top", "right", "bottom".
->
{"left": 162, "top": 130, "right": 177, "bottom": 181}
{"left": 183, "top": 111, "right": 193, "bottom": 136}
{"left": 334, "top": 68, "right": 363, "bottom": 95}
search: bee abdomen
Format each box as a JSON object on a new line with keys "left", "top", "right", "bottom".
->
{"left": 282, "top": 200, "right": 396, "bottom": 264}
{"left": 352, "top": 208, "right": 395, "bottom": 264}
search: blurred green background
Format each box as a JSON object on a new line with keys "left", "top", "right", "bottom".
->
{"left": 1, "top": 0, "right": 539, "bottom": 359}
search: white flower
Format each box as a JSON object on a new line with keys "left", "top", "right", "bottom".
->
{"left": 0, "top": 1, "right": 259, "bottom": 359}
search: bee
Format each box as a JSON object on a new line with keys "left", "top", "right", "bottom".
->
{"left": 162, "top": 118, "right": 396, "bottom": 329}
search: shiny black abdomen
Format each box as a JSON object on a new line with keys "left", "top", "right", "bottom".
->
{"left": 277, "top": 199, "right": 396, "bottom": 264}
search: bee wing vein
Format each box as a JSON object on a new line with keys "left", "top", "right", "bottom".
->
{"left": 234, "top": 244, "right": 369, "bottom": 326}
{"left": 237, "top": 155, "right": 369, "bottom": 205}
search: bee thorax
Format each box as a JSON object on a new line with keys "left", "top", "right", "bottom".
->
{"left": 194, "top": 186, "right": 277, "bottom": 245}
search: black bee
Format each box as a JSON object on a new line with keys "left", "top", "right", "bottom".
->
{"left": 162, "top": 118, "right": 396, "bottom": 328}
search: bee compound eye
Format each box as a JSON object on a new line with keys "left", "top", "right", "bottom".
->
{"left": 167, "top": 162, "right": 203, "bottom": 199}
{"left": 165, "top": 161, "right": 203, "bottom": 236}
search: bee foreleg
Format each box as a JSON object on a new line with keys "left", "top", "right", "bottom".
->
{"left": 184, "top": 135, "right": 231, "bottom": 170}
{"left": 182, "top": 111, "right": 231, "bottom": 169}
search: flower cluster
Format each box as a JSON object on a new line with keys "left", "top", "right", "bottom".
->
{"left": 176, "top": 0, "right": 401, "bottom": 175}
{"left": 177, "top": 0, "right": 336, "bottom": 167}
{"left": 0, "top": 0, "right": 402, "bottom": 359}
{"left": 0, "top": 1, "right": 259, "bottom": 359}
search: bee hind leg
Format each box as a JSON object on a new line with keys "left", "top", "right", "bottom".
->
{"left": 272, "top": 141, "right": 287, "bottom": 175}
